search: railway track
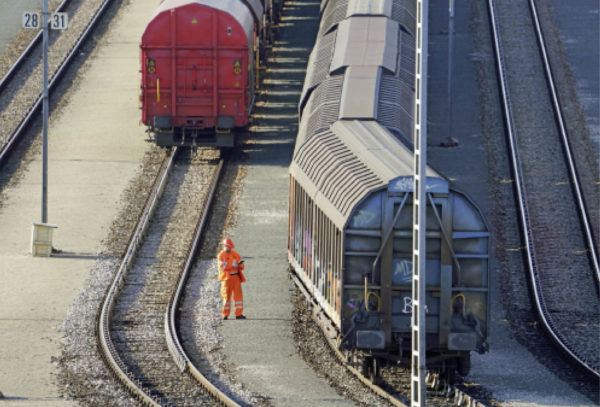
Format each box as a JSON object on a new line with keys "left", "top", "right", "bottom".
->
{"left": 97, "top": 147, "right": 240, "bottom": 406}
{"left": 488, "top": 0, "right": 599, "bottom": 378}
{"left": 0, "top": 0, "right": 114, "bottom": 167}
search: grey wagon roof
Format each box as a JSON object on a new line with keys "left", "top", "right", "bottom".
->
{"left": 330, "top": 16, "right": 398, "bottom": 73}
{"left": 290, "top": 120, "right": 441, "bottom": 229}
{"left": 299, "top": 6, "right": 415, "bottom": 141}
{"left": 346, "top": 0, "right": 393, "bottom": 17}
{"left": 319, "top": 0, "right": 415, "bottom": 37}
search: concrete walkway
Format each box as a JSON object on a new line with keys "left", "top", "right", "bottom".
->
{"left": 0, "top": 0, "right": 154, "bottom": 404}
{"left": 218, "top": 0, "right": 354, "bottom": 405}
{"left": 551, "top": 0, "right": 599, "bottom": 152}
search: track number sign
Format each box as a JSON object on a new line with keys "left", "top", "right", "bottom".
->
{"left": 22, "top": 12, "right": 69, "bottom": 30}
{"left": 23, "top": 12, "right": 41, "bottom": 29}
{"left": 51, "top": 12, "right": 68, "bottom": 30}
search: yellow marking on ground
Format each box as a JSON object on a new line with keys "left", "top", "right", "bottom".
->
{"left": 506, "top": 246, "right": 524, "bottom": 251}
{"left": 499, "top": 178, "right": 513, "bottom": 183}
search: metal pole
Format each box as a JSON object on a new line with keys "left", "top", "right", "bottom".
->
{"left": 447, "top": 0, "right": 454, "bottom": 138}
{"left": 42, "top": 0, "right": 49, "bottom": 223}
{"left": 411, "top": 0, "right": 428, "bottom": 406}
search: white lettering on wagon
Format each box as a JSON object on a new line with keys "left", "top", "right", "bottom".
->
{"left": 402, "top": 297, "right": 429, "bottom": 314}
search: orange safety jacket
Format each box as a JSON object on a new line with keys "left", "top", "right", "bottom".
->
{"left": 218, "top": 250, "right": 246, "bottom": 282}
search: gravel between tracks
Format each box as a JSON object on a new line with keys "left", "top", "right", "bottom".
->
{"left": 111, "top": 151, "right": 221, "bottom": 406}
{"left": 54, "top": 147, "right": 257, "bottom": 405}
{"left": 493, "top": 0, "right": 599, "bottom": 382}
{"left": 534, "top": 0, "right": 600, "bottom": 243}
{"left": 291, "top": 290, "right": 388, "bottom": 407}
{"left": 181, "top": 148, "right": 266, "bottom": 406}
{"left": 182, "top": 258, "right": 272, "bottom": 407}
{"left": 469, "top": 0, "right": 598, "bottom": 403}
{"left": 0, "top": 0, "right": 109, "bottom": 149}
{"left": 55, "top": 147, "right": 164, "bottom": 406}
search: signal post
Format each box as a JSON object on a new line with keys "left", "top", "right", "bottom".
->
{"left": 23, "top": 2, "right": 68, "bottom": 256}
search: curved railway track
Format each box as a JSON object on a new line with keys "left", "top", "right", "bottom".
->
{"left": 97, "top": 147, "right": 239, "bottom": 406}
{"left": 0, "top": 0, "right": 114, "bottom": 167}
{"left": 488, "top": 0, "right": 599, "bottom": 378}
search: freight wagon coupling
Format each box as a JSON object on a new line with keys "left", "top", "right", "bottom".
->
{"left": 151, "top": 125, "right": 234, "bottom": 148}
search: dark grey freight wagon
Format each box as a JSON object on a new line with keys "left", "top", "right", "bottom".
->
{"left": 288, "top": 120, "right": 489, "bottom": 382}
{"left": 288, "top": 0, "right": 490, "bottom": 385}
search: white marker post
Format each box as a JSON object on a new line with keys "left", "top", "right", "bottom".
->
{"left": 23, "top": 2, "right": 68, "bottom": 256}
{"left": 411, "top": 0, "right": 428, "bottom": 406}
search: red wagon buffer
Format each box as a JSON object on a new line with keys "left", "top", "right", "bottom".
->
{"left": 141, "top": 0, "right": 266, "bottom": 147}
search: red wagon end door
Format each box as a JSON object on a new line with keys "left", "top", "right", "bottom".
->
{"left": 142, "top": 3, "right": 252, "bottom": 134}
{"left": 176, "top": 52, "right": 216, "bottom": 128}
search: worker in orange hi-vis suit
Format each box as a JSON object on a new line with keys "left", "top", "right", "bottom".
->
{"left": 218, "top": 238, "right": 246, "bottom": 320}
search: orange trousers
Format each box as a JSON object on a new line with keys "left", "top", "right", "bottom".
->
{"left": 221, "top": 276, "right": 243, "bottom": 317}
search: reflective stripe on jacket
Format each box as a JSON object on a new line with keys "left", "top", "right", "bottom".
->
{"left": 218, "top": 250, "right": 246, "bottom": 282}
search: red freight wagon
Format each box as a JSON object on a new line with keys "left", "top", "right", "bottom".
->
{"left": 141, "top": 0, "right": 266, "bottom": 147}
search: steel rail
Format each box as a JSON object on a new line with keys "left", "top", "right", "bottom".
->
{"left": 97, "top": 148, "right": 177, "bottom": 406}
{"left": 528, "top": 0, "right": 600, "bottom": 286}
{"left": 487, "top": 0, "right": 600, "bottom": 379}
{"left": 98, "top": 150, "right": 241, "bottom": 406}
{"left": 289, "top": 268, "right": 488, "bottom": 407}
{"left": 164, "top": 158, "right": 242, "bottom": 407}
{"left": 0, "top": 0, "right": 115, "bottom": 168}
